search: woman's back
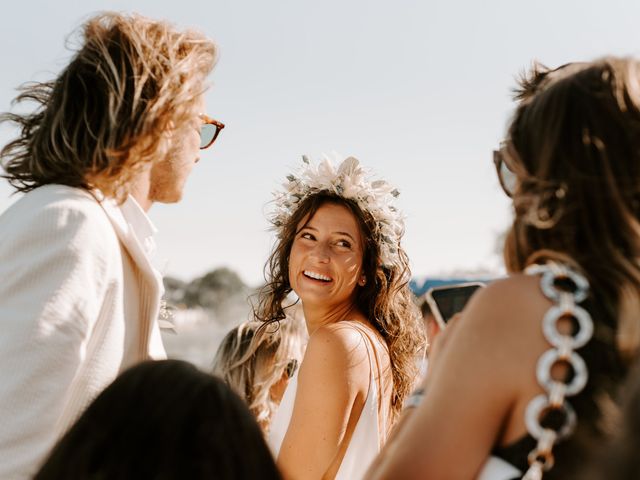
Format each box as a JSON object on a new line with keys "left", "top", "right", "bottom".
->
{"left": 369, "top": 264, "right": 627, "bottom": 479}
{"left": 269, "top": 320, "right": 392, "bottom": 479}
{"left": 368, "top": 58, "right": 640, "bottom": 480}
{"left": 483, "top": 271, "right": 625, "bottom": 478}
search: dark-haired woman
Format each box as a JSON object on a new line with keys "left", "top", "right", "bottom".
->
{"left": 369, "top": 58, "right": 640, "bottom": 479}
{"left": 34, "top": 360, "right": 281, "bottom": 480}
{"left": 257, "top": 155, "right": 424, "bottom": 480}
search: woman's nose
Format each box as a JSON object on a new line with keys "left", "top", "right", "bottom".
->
{"left": 310, "top": 242, "right": 330, "bottom": 263}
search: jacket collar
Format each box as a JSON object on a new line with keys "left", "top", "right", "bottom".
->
{"left": 96, "top": 193, "right": 164, "bottom": 295}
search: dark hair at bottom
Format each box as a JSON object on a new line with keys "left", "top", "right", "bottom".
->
{"left": 34, "top": 359, "right": 281, "bottom": 480}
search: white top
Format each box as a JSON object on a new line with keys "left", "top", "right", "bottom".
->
{"left": 476, "top": 456, "right": 522, "bottom": 480}
{"left": 268, "top": 322, "right": 386, "bottom": 480}
{"left": 0, "top": 185, "right": 166, "bottom": 479}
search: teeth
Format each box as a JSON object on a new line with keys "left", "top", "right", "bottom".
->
{"left": 304, "top": 270, "right": 332, "bottom": 282}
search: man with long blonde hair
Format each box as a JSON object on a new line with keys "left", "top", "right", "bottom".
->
{"left": 0, "top": 13, "right": 223, "bottom": 478}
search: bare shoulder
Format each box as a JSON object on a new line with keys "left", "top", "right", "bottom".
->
{"left": 304, "top": 322, "right": 371, "bottom": 372}
{"left": 280, "top": 322, "right": 374, "bottom": 478}
{"left": 298, "top": 322, "right": 372, "bottom": 399}
{"left": 433, "top": 273, "right": 552, "bottom": 385}
{"left": 461, "top": 274, "right": 550, "bottom": 337}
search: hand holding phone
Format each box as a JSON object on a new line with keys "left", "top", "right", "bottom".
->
{"left": 424, "top": 282, "right": 485, "bottom": 329}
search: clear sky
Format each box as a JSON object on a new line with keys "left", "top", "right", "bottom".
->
{"left": 1, "top": 0, "right": 639, "bottom": 286}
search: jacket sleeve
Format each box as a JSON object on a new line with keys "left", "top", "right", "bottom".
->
{"left": 0, "top": 193, "right": 118, "bottom": 479}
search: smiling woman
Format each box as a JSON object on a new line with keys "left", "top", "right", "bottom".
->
{"left": 289, "top": 202, "right": 366, "bottom": 309}
{"left": 253, "top": 155, "right": 425, "bottom": 480}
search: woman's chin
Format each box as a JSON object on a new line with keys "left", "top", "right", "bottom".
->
{"left": 298, "top": 289, "right": 331, "bottom": 306}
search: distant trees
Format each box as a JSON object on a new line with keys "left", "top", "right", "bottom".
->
{"left": 163, "top": 267, "right": 252, "bottom": 321}
{"left": 163, "top": 276, "right": 188, "bottom": 306}
{"left": 183, "top": 267, "right": 248, "bottom": 309}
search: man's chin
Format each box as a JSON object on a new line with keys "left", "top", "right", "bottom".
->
{"left": 151, "top": 190, "right": 184, "bottom": 205}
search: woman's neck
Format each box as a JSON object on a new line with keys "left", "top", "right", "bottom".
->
{"left": 302, "top": 300, "right": 363, "bottom": 335}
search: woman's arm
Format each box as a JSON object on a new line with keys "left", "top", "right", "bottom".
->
{"left": 277, "top": 323, "right": 370, "bottom": 480}
{"left": 368, "top": 276, "right": 547, "bottom": 479}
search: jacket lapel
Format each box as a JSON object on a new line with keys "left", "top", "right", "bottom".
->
{"left": 97, "top": 196, "right": 164, "bottom": 357}
{"left": 99, "top": 199, "right": 161, "bottom": 285}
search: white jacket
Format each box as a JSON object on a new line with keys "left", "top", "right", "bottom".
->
{"left": 0, "top": 184, "right": 166, "bottom": 479}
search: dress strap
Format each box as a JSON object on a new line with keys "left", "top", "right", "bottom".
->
{"left": 341, "top": 320, "right": 388, "bottom": 446}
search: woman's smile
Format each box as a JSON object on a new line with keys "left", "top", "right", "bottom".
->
{"left": 288, "top": 202, "right": 364, "bottom": 306}
{"left": 302, "top": 270, "right": 333, "bottom": 283}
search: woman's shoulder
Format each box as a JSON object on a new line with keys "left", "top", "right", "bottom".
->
{"left": 479, "top": 273, "right": 542, "bottom": 299}
{"left": 425, "top": 274, "right": 554, "bottom": 423}
{"left": 447, "top": 273, "right": 552, "bottom": 363}
{"left": 307, "top": 322, "right": 371, "bottom": 361}
{"left": 301, "top": 322, "right": 373, "bottom": 386}
{"left": 466, "top": 274, "right": 549, "bottom": 325}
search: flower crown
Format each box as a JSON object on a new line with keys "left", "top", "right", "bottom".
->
{"left": 271, "top": 154, "right": 404, "bottom": 267}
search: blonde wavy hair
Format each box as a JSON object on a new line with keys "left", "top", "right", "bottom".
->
{"left": 0, "top": 12, "right": 217, "bottom": 202}
{"left": 212, "top": 318, "right": 306, "bottom": 433}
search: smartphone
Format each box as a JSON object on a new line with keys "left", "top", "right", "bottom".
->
{"left": 425, "top": 282, "right": 485, "bottom": 329}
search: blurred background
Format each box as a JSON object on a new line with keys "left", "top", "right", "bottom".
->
{"left": 2, "top": 0, "right": 639, "bottom": 367}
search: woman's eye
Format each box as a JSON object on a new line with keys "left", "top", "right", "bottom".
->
{"left": 336, "top": 240, "right": 351, "bottom": 248}
{"left": 300, "top": 232, "right": 314, "bottom": 240}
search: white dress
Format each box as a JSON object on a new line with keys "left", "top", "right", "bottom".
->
{"left": 476, "top": 457, "right": 521, "bottom": 480}
{"left": 268, "top": 321, "right": 386, "bottom": 480}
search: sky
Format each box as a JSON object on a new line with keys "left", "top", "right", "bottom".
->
{"left": 1, "top": 0, "right": 639, "bottom": 286}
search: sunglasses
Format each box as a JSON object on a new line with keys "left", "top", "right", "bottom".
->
{"left": 199, "top": 114, "right": 225, "bottom": 149}
{"left": 492, "top": 141, "right": 519, "bottom": 197}
{"left": 284, "top": 359, "right": 299, "bottom": 379}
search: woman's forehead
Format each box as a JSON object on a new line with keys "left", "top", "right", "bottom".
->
{"left": 301, "top": 203, "right": 359, "bottom": 230}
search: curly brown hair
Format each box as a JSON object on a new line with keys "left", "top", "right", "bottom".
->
{"left": 254, "top": 191, "right": 425, "bottom": 422}
{"left": 0, "top": 12, "right": 217, "bottom": 202}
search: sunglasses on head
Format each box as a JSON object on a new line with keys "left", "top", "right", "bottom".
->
{"left": 199, "top": 114, "right": 225, "bottom": 149}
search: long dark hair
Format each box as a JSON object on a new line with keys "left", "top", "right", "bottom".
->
{"left": 34, "top": 360, "right": 281, "bottom": 480}
{"left": 502, "top": 57, "right": 640, "bottom": 478}
{"left": 254, "top": 192, "right": 424, "bottom": 421}
{"left": 504, "top": 58, "right": 640, "bottom": 362}
{"left": 590, "top": 358, "right": 640, "bottom": 479}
